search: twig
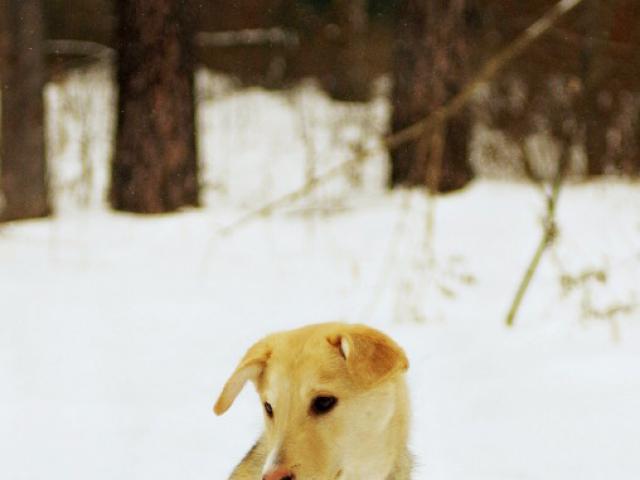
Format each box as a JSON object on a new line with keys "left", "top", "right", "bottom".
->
{"left": 519, "top": 141, "right": 545, "bottom": 187}
{"left": 358, "top": 191, "right": 414, "bottom": 323}
{"left": 216, "top": 162, "right": 349, "bottom": 236}
{"left": 505, "top": 148, "right": 569, "bottom": 327}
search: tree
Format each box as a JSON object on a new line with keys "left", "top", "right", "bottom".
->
{"left": 389, "top": 0, "right": 476, "bottom": 192}
{"left": 326, "top": 0, "right": 371, "bottom": 102}
{"left": 579, "top": 0, "right": 613, "bottom": 175}
{"left": 110, "top": 0, "right": 199, "bottom": 213}
{"left": 0, "top": 0, "right": 50, "bottom": 221}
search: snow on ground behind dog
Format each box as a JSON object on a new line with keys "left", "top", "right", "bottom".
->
{"left": 1, "top": 67, "right": 640, "bottom": 479}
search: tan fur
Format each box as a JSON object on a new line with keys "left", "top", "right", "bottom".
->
{"left": 214, "top": 323, "right": 412, "bottom": 480}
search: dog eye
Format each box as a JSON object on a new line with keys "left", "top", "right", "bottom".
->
{"left": 264, "top": 402, "right": 273, "bottom": 418}
{"left": 311, "top": 396, "right": 337, "bottom": 415}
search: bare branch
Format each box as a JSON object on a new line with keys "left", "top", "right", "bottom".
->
{"left": 46, "top": 40, "right": 114, "bottom": 60}
{"left": 195, "top": 28, "right": 299, "bottom": 48}
{"left": 46, "top": 27, "right": 299, "bottom": 62}
{"left": 217, "top": 162, "right": 350, "bottom": 236}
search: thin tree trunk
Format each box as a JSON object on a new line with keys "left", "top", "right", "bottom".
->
{"left": 584, "top": 94, "right": 609, "bottom": 175}
{"left": 389, "top": 0, "right": 474, "bottom": 192}
{"left": 580, "top": 0, "right": 612, "bottom": 176}
{"left": 110, "top": 0, "right": 199, "bottom": 213}
{"left": 0, "top": 0, "right": 50, "bottom": 221}
{"left": 328, "top": 0, "right": 370, "bottom": 102}
{"left": 505, "top": 146, "right": 570, "bottom": 327}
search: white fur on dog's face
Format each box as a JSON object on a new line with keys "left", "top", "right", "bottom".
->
{"left": 215, "top": 323, "right": 409, "bottom": 480}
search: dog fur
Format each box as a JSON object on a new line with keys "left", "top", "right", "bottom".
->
{"left": 214, "top": 322, "right": 412, "bottom": 480}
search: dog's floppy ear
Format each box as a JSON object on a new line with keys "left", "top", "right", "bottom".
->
{"left": 327, "top": 324, "right": 408, "bottom": 387}
{"left": 213, "top": 339, "right": 271, "bottom": 415}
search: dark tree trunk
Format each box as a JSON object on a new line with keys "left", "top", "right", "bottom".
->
{"left": 110, "top": 0, "right": 199, "bottom": 213}
{"left": 0, "top": 0, "right": 50, "bottom": 222}
{"left": 583, "top": 95, "right": 609, "bottom": 176}
{"left": 389, "top": 0, "right": 475, "bottom": 192}
{"left": 609, "top": 0, "right": 640, "bottom": 177}
{"left": 580, "top": 0, "right": 612, "bottom": 176}
{"left": 326, "top": 0, "right": 370, "bottom": 102}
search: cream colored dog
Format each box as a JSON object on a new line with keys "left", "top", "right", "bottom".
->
{"left": 214, "top": 322, "right": 412, "bottom": 480}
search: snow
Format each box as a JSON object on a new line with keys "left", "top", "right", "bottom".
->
{"left": 1, "top": 67, "right": 640, "bottom": 479}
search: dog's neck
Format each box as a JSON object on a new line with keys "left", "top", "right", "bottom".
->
{"left": 340, "top": 378, "right": 412, "bottom": 480}
{"left": 340, "top": 447, "right": 412, "bottom": 480}
{"left": 388, "top": 448, "right": 413, "bottom": 480}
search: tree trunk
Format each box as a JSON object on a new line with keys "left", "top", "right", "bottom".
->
{"left": 110, "top": 0, "right": 199, "bottom": 213}
{"left": 389, "top": 0, "right": 475, "bottom": 192}
{"left": 580, "top": 0, "right": 612, "bottom": 176}
{"left": 0, "top": 0, "right": 50, "bottom": 221}
{"left": 326, "top": 0, "right": 370, "bottom": 102}
{"left": 583, "top": 94, "right": 609, "bottom": 176}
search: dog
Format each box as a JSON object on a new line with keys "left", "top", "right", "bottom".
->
{"left": 214, "top": 322, "right": 412, "bottom": 480}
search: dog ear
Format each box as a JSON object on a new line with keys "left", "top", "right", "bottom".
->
{"left": 327, "top": 325, "right": 408, "bottom": 387}
{"left": 213, "top": 340, "right": 271, "bottom": 415}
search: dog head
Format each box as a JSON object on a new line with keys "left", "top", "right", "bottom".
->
{"left": 214, "top": 322, "right": 409, "bottom": 479}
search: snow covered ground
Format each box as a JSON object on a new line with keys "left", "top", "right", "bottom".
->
{"left": 1, "top": 67, "right": 640, "bottom": 479}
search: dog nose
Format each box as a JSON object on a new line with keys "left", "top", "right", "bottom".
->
{"left": 262, "top": 466, "right": 295, "bottom": 480}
